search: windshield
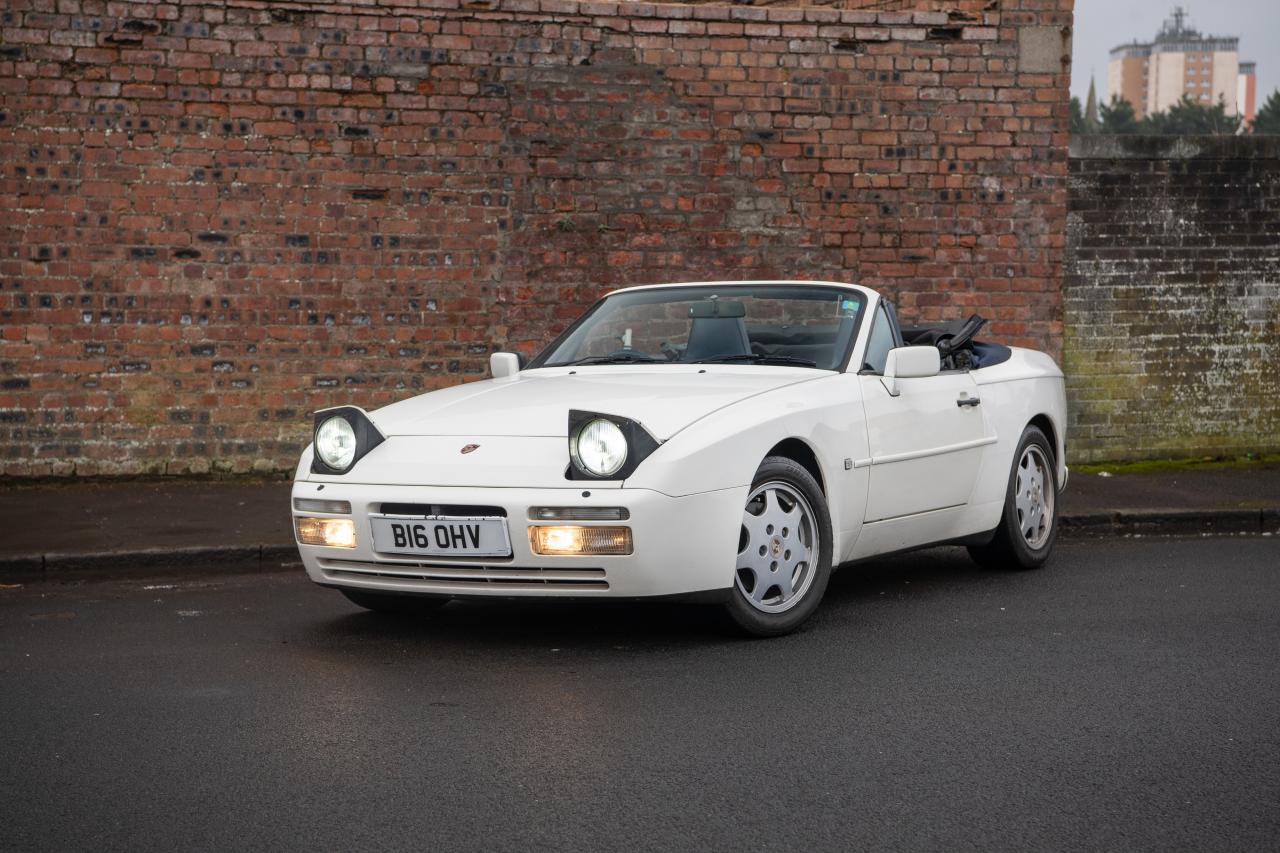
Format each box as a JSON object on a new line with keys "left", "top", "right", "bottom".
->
{"left": 528, "top": 285, "right": 866, "bottom": 371}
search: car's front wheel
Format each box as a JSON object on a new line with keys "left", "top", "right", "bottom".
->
{"left": 967, "top": 424, "right": 1058, "bottom": 570}
{"left": 724, "top": 456, "right": 833, "bottom": 637}
{"left": 340, "top": 588, "right": 451, "bottom": 615}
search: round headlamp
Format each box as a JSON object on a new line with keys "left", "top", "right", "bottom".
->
{"left": 571, "top": 418, "right": 628, "bottom": 477}
{"left": 315, "top": 415, "right": 357, "bottom": 471}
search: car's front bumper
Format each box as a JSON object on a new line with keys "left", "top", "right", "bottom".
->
{"left": 291, "top": 481, "right": 745, "bottom": 599}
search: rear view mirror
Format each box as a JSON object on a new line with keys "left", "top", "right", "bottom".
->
{"left": 689, "top": 299, "right": 746, "bottom": 319}
{"left": 882, "top": 346, "right": 940, "bottom": 397}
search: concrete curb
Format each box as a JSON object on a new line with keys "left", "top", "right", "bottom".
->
{"left": 1060, "top": 508, "right": 1279, "bottom": 537}
{"left": 0, "top": 545, "right": 301, "bottom": 583}
{"left": 1, "top": 511, "right": 1275, "bottom": 584}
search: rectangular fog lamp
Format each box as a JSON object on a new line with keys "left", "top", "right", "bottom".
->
{"left": 295, "top": 516, "right": 357, "bottom": 548}
{"left": 529, "top": 525, "right": 633, "bottom": 556}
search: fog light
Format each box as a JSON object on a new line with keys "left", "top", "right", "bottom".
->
{"left": 529, "top": 525, "right": 632, "bottom": 556}
{"left": 295, "top": 516, "right": 357, "bottom": 548}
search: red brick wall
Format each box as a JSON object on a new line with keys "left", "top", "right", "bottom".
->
{"left": 0, "top": 0, "right": 1073, "bottom": 476}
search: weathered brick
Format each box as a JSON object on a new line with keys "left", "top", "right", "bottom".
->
{"left": 0, "top": 0, "right": 1069, "bottom": 477}
{"left": 1064, "top": 135, "right": 1280, "bottom": 463}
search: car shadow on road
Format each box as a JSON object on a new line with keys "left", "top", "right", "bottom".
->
{"left": 299, "top": 546, "right": 1003, "bottom": 652}
{"left": 309, "top": 597, "right": 737, "bottom": 651}
{"left": 824, "top": 545, "right": 1010, "bottom": 605}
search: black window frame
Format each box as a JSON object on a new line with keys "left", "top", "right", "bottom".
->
{"left": 524, "top": 283, "right": 869, "bottom": 373}
{"left": 857, "top": 299, "right": 904, "bottom": 376}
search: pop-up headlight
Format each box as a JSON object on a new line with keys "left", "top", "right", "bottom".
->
{"left": 310, "top": 406, "right": 385, "bottom": 475}
{"left": 566, "top": 410, "right": 659, "bottom": 481}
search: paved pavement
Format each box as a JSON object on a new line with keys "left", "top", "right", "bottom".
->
{"left": 1, "top": 461, "right": 1278, "bottom": 581}
{"left": 1, "top": 537, "right": 1277, "bottom": 851}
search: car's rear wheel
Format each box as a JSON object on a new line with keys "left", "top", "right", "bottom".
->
{"left": 724, "top": 456, "right": 833, "bottom": 637}
{"left": 340, "top": 588, "right": 450, "bottom": 615}
{"left": 967, "top": 425, "right": 1058, "bottom": 571}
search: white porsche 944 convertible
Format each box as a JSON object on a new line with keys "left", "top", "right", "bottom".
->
{"left": 293, "top": 281, "right": 1067, "bottom": 636}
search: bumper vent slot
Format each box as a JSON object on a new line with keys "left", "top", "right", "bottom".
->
{"left": 317, "top": 558, "right": 608, "bottom": 592}
{"left": 378, "top": 503, "right": 507, "bottom": 518}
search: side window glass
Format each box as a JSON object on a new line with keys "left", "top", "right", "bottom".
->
{"left": 862, "top": 304, "right": 895, "bottom": 375}
{"left": 882, "top": 299, "right": 905, "bottom": 347}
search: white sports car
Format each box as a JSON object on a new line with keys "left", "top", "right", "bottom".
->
{"left": 292, "top": 281, "right": 1067, "bottom": 636}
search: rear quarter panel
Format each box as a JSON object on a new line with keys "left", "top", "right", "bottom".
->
{"left": 968, "top": 348, "right": 1068, "bottom": 513}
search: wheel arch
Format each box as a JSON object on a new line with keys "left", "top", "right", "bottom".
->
{"left": 765, "top": 437, "right": 826, "bottom": 496}
{"left": 1028, "top": 413, "right": 1059, "bottom": 463}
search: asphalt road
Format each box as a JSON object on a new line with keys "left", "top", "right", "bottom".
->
{"left": 1, "top": 538, "right": 1278, "bottom": 852}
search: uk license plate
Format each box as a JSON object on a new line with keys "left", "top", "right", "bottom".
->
{"left": 370, "top": 516, "right": 512, "bottom": 558}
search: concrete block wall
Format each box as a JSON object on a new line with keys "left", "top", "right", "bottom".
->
{"left": 0, "top": 0, "right": 1072, "bottom": 476}
{"left": 1065, "top": 135, "right": 1280, "bottom": 463}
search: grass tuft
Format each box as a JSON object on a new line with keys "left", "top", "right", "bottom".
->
{"left": 1074, "top": 453, "right": 1280, "bottom": 475}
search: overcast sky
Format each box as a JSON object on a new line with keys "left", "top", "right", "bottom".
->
{"left": 1071, "top": 0, "right": 1279, "bottom": 106}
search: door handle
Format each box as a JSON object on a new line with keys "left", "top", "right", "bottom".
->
{"left": 957, "top": 395, "right": 981, "bottom": 408}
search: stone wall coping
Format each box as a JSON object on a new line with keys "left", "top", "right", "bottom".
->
{"left": 1069, "top": 135, "right": 1280, "bottom": 160}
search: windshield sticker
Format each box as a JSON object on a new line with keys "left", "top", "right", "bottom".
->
{"left": 838, "top": 298, "right": 859, "bottom": 318}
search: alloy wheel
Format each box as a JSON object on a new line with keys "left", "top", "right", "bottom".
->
{"left": 1015, "top": 445, "right": 1054, "bottom": 549}
{"left": 736, "top": 481, "right": 819, "bottom": 613}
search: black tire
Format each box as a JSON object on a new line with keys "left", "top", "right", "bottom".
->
{"left": 339, "top": 588, "right": 450, "bottom": 615}
{"left": 723, "top": 455, "right": 834, "bottom": 637}
{"left": 967, "top": 425, "right": 1058, "bottom": 571}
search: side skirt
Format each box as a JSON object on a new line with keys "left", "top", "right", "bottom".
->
{"left": 832, "top": 530, "right": 995, "bottom": 572}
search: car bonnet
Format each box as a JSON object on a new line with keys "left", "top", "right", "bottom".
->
{"left": 368, "top": 367, "right": 824, "bottom": 442}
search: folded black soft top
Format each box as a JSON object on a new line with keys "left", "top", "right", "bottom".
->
{"left": 901, "top": 315, "right": 1012, "bottom": 371}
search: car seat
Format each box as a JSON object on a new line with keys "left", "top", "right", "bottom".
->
{"left": 684, "top": 316, "right": 752, "bottom": 360}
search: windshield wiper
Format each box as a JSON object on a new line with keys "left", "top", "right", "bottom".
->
{"left": 690, "top": 353, "right": 819, "bottom": 367}
{"left": 555, "top": 353, "right": 664, "bottom": 367}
